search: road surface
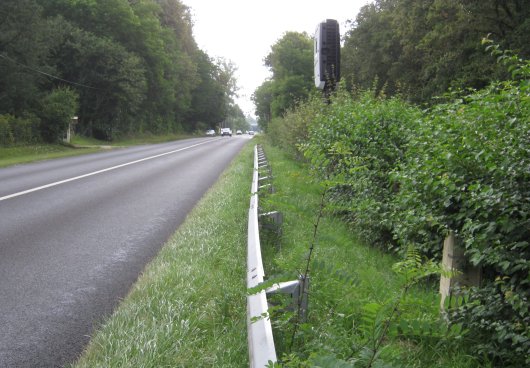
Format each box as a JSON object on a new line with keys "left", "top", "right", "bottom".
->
{"left": 0, "top": 136, "right": 250, "bottom": 367}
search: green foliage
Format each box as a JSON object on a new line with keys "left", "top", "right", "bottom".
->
{"left": 301, "top": 89, "right": 422, "bottom": 249}
{"left": 341, "top": 0, "right": 530, "bottom": 103}
{"left": 392, "top": 55, "right": 530, "bottom": 366}
{"left": 40, "top": 87, "right": 78, "bottom": 142}
{"left": 0, "top": 115, "right": 14, "bottom": 146}
{"left": 254, "top": 140, "right": 481, "bottom": 368}
{"left": 252, "top": 32, "right": 314, "bottom": 129}
{"left": 265, "top": 43, "right": 529, "bottom": 367}
{"left": 267, "top": 93, "right": 323, "bottom": 159}
{"left": 1, "top": 0, "right": 237, "bottom": 141}
{"left": 9, "top": 114, "right": 40, "bottom": 144}
{"left": 0, "top": 0, "right": 62, "bottom": 115}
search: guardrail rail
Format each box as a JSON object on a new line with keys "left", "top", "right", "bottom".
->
{"left": 246, "top": 145, "right": 309, "bottom": 368}
{"left": 247, "top": 145, "right": 277, "bottom": 367}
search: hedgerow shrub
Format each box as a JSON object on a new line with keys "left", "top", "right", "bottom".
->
{"left": 392, "top": 54, "right": 529, "bottom": 366}
{"left": 0, "top": 114, "right": 41, "bottom": 146}
{"left": 0, "top": 114, "right": 14, "bottom": 146}
{"left": 267, "top": 94, "right": 324, "bottom": 159}
{"left": 300, "top": 90, "right": 421, "bottom": 248}
{"left": 40, "top": 87, "right": 78, "bottom": 143}
{"left": 10, "top": 114, "right": 40, "bottom": 144}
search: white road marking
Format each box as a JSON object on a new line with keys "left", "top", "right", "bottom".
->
{"left": 0, "top": 140, "right": 216, "bottom": 202}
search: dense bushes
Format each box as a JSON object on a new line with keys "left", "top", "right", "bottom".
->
{"left": 269, "top": 54, "right": 529, "bottom": 366}
{"left": 300, "top": 91, "right": 422, "bottom": 248}
{"left": 395, "top": 60, "right": 529, "bottom": 366}
{"left": 0, "top": 114, "right": 41, "bottom": 146}
{"left": 40, "top": 87, "right": 79, "bottom": 142}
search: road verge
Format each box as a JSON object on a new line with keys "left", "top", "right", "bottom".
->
{"left": 72, "top": 142, "right": 253, "bottom": 367}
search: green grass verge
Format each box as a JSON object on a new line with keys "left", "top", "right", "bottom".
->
{"left": 0, "top": 133, "right": 200, "bottom": 168}
{"left": 71, "top": 142, "right": 254, "bottom": 368}
{"left": 0, "top": 144, "right": 102, "bottom": 168}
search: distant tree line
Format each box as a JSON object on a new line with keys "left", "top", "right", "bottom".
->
{"left": 253, "top": 0, "right": 529, "bottom": 129}
{"left": 0, "top": 0, "right": 240, "bottom": 143}
{"left": 252, "top": 32, "right": 314, "bottom": 127}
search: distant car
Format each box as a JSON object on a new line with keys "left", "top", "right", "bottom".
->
{"left": 206, "top": 129, "right": 215, "bottom": 136}
{"left": 220, "top": 128, "right": 232, "bottom": 137}
{"left": 236, "top": 130, "right": 242, "bottom": 135}
{"left": 248, "top": 130, "right": 255, "bottom": 135}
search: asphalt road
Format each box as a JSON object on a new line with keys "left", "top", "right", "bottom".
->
{"left": 0, "top": 136, "right": 250, "bottom": 367}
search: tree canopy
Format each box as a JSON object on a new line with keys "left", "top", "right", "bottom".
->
{"left": 342, "top": 0, "right": 530, "bottom": 102}
{"left": 0, "top": 0, "right": 238, "bottom": 142}
{"left": 252, "top": 32, "right": 313, "bottom": 130}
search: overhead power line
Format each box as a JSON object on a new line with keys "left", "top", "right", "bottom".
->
{"left": 0, "top": 53, "right": 99, "bottom": 90}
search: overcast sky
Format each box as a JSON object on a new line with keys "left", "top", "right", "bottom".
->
{"left": 184, "top": 0, "right": 371, "bottom": 117}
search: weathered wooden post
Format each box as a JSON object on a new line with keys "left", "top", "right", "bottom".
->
{"left": 439, "top": 232, "right": 482, "bottom": 310}
{"left": 64, "top": 116, "right": 78, "bottom": 143}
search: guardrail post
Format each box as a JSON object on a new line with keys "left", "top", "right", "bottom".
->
{"left": 266, "top": 275, "right": 310, "bottom": 323}
{"left": 259, "top": 211, "right": 283, "bottom": 234}
{"left": 259, "top": 211, "right": 283, "bottom": 226}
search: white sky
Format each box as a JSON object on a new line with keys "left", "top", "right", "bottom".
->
{"left": 184, "top": 0, "right": 371, "bottom": 117}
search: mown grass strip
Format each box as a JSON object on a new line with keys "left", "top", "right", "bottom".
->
{"left": 72, "top": 142, "right": 254, "bottom": 368}
{"left": 0, "top": 144, "right": 101, "bottom": 168}
{"left": 0, "top": 134, "right": 199, "bottom": 168}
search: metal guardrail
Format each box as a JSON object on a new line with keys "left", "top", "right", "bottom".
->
{"left": 247, "top": 145, "right": 309, "bottom": 367}
{"left": 247, "top": 145, "right": 277, "bottom": 367}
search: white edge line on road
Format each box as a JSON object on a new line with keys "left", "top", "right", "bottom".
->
{"left": 0, "top": 139, "right": 216, "bottom": 202}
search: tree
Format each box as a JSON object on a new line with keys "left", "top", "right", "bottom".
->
{"left": 253, "top": 32, "right": 313, "bottom": 129}
{"left": 341, "top": 0, "right": 530, "bottom": 103}
{"left": 265, "top": 31, "right": 314, "bottom": 81}
{"left": 187, "top": 51, "right": 227, "bottom": 130}
{"left": 225, "top": 104, "right": 248, "bottom": 132}
{"left": 43, "top": 0, "right": 199, "bottom": 135}
{"left": 342, "top": 1, "right": 402, "bottom": 97}
{"left": 1, "top": 0, "right": 241, "bottom": 141}
{"left": 0, "top": 0, "right": 59, "bottom": 115}
{"left": 252, "top": 80, "right": 274, "bottom": 131}
{"left": 40, "top": 87, "right": 78, "bottom": 142}
{"left": 49, "top": 24, "right": 147, "bottom": 140}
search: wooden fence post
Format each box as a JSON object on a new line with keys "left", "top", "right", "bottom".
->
{"left": 439, "top": 232, "right": 482, "bottom": 310}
